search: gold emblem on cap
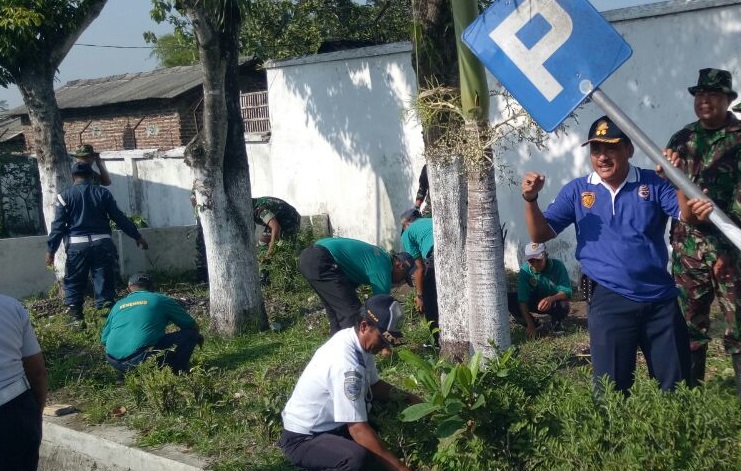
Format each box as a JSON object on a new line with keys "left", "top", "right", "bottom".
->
{"left": 595, "top": 121, "right": 609, "bottom": 136}
{"left": 530, "top": 243, "right": 539, "bottom": 250}
{"left": 581, "top": 191, "right": 596, "bottom": 209}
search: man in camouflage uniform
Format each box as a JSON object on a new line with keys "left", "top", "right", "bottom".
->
{"left": 665, "top": 68, "right": 741, "bottom": 393}
{"left": 252, "top": 196, "right": 301, "bottom": 256}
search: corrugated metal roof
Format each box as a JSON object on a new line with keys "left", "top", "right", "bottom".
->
{"left": 7, "top": 64, "right": 206, "bottom": 116}
{"left": 0, "top": 116, "right": 23, "bottom": 142}
{"left": 8, "top": 58, "right": 260, "bottom": 116}
{"left": 56, "top": 64, "right": 206, "bottom": 109}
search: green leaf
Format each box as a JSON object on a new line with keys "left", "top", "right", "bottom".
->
{"left": 398, "top": 349, "right": 433, "bottom": 375}
{"left": 444, "top": 399, "right": 464, "bottom": 415}
{"left": 436, "top": 415, "right": 466, "bottom": 439}
{"left": 456, "top": 364, "right": 473, "bottom": 395}
{"left": 400, "top": 402, "right": 440, "bottom": 422}
{"left": 417, "top": 369, "right": 439, "bottom": 393}
{"left": 469, "top": 350, "right": 482, "bottom": 382}
{"left": 441, "top": 365, "right": 458, "bottom": 398}
{"left": 470, "top": 393, "right": 486, "bottom": 411}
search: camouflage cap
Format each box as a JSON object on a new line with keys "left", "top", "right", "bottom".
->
{"left": 73, "top": 144, "right": 96, "bottom": 158}
{"left": 688, "top": 68, "right": 737, "bottom": 100}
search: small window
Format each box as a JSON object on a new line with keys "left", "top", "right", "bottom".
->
{"left": 240, "top": 91, "right": 270, "bottom": 141}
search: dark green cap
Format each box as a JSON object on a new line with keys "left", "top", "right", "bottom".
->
{"left": 688, "top": 68, "right": 737, "bottom": 100}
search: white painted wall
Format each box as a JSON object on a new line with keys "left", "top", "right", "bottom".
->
{"left": 0, "top": 226, "right": 198, "bottom": 300}
{"left": 88, "top": 0, "right": 740, "bottom": 279}
{"left": 494, "top": 0, "right": 741, "bottom": 279}
{"left": 263, "top": 42, "right": 425, "bottom": 249}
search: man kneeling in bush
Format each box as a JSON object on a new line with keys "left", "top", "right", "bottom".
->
{"left": 508, "top": 242, "right": 572, "bottom": 338}
{"left": 101, "top": 273, "right": 202, "bottom": 374}
{"left": 278, "top": 294, "right": 420, "bottom": 471}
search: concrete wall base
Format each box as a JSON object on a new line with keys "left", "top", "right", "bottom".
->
{"left": 41, "top": 415, "right": 208, "bottom": 471}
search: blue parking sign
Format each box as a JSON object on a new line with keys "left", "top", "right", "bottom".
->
{"left": 462, "top": 0, "right": 632, "bottom": 132}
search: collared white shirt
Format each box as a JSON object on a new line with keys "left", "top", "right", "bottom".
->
{"left": 282, "top": 327, "right": 380, "bottom": 434}
{"left": 0, "top": 295, "right": 41, "bottom": 390}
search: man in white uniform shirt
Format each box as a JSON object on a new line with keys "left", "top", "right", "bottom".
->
{"left": 0, "top": 294, "right": 48, "bottom": 470}
{"left": 278, "top": 294, "right": 420, "bottom": 471}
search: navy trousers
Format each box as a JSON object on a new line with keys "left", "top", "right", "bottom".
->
{"left": 64, "top": 238, "right": 118, "bottom": 309}
{"left": 106, "top": 327, "right": 200, "bottom": 374}
{"left": 588, "top": 284, "right": 690, "bottom": 393}
{"left": 277, "top": 428, "right": 370, "bottom": 471}
{"left": 0, "top": 390, "right": 41, "bottom": 471}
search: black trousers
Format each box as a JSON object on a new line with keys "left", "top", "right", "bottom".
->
{"left": 0, "top": 390, "right": 41, "bottom": 471}
{"left": 277, "top": 428, "right": 369, "bottom": 471}
{"left": 421, "top": 255, "right": 439, "bottom": 344}
{"left": 506, "top": 292, "right": 569, "bottom": 322}
{"left": 299, "top": 245, "right": 362, "bottom": 334}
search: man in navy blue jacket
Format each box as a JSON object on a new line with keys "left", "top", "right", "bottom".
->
{"left": 46, "top": 162, "right": 148, "bottom": 327}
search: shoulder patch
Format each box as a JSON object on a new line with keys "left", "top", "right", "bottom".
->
{"left": 344, "top": 370, "right": 363, "bottom": 401}
{"left": 581, "top": 191, "right": 596, "bottom": 209}
{"left": 637, "top": 184, "right": 650, "bottom": 200}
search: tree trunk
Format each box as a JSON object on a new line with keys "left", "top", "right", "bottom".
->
{"left": 412, "top": 0, "right": 471, "bottom": 359}
{"left": 16, "top": 71, "right": 70, "bottom": 232}
{"left": 466, "top": 160, "right": 510, "bottom": 356}
{"left": 452, "top": 0, "right": 510, "bottom": 357}
{"left": 184, "top": 1, "right": 266, "bottom": 336}
{"left": 8, "top": 0, "right": 108, "bottom": 284}
{"left": 428, "top": 158, "right": 469, "bottom": 360}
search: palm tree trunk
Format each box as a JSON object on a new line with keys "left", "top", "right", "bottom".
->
{"left": 466, "top": 155, "right": 510, "bottom": 355}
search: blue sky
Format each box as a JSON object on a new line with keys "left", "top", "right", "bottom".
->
{"left": 0, "top": 0, "right": 661, "bottom": 109}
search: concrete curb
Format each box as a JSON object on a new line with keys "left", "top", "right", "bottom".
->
{"left": 41, "top": 415, "right": 208, "bottom": 471}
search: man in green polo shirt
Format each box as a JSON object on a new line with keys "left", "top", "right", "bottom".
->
{"left": 400, "top": 208, "right": 438, "bottom": 345}
{"left": 299, "top": 237, "right": 415, "bottom": 334}
{"left": 507, "top": 242, "right": 572, "bottom": 338}
{"left": 101, "top": 273, "right": 201, "bottom": 374}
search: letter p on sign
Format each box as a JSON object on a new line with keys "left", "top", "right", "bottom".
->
{"left": 462, "top": 0, "right": 632, "bottom": 132}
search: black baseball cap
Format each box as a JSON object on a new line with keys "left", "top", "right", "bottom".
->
{"left": 581, "top": 116, "right": 631, "bottom": 147}
{"left": 363, "top": 294, "right": 405, "bottom": 345}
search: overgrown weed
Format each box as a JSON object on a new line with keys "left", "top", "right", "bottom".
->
{"left": 26, "top": 245, "right": 741, "bottom": 470}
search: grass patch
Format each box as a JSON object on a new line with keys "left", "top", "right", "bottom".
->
{"left": 27, "top": 239, "right": 741, "bottom": 470}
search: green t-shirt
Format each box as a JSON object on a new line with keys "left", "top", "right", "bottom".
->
{"left": 401, "top": 217, "right": 434, "bottom": 260}
{"left": 315, "top": 237, "right": 393, "bottom": 295}
{"left": 517, "top": 258, "right": 572, "bottom": 306}
{"left": 101, "top": 290, "right": 196, "bottom": 359}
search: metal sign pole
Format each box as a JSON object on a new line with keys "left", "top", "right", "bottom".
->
{"left": 591, "top": 88, "right": 741, "bottom": 251}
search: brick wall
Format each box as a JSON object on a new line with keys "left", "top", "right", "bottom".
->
{"left": 21, "top": 97, "right": 201, "bottom": 154}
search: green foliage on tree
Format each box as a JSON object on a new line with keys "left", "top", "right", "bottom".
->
{"left": 148, "top": 29, "right": 199, "bottom": 67}
{"left": 146, "top": 0, "right": 413, "bottom": 67}
{"left": 0, "top": 0, "right": 105, "bottom": 87}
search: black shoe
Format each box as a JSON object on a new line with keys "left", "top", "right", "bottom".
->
{"left": 66, "top": 305, "right": 86, "bottom": 330}
{"left": 552, "top": 321, "right": 565, "bottom": 335}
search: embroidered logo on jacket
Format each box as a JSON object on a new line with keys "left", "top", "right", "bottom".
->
{"left": 581, "top": 191, "right": 596, "bottom": 209}
{"left": 344, "top": 371, "right": 363, "bottom": 401}
{"left": 638, "top": 184, "right": 650, "bottom": 200}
